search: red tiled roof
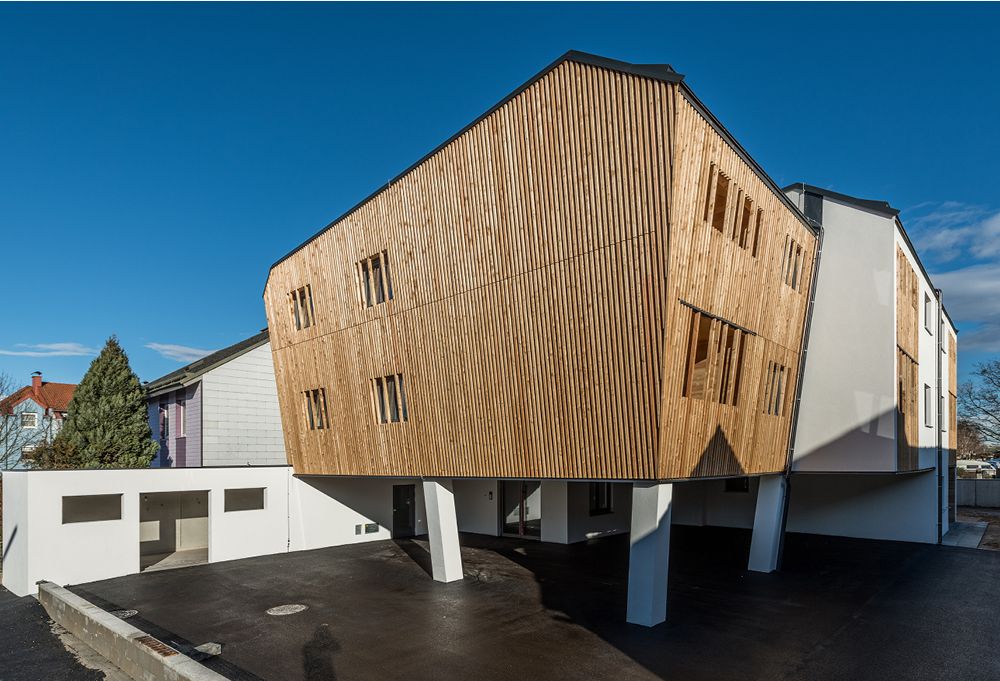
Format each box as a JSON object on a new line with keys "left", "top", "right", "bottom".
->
{"left": 0, "top": 382, "right": 76, "bottom": 415}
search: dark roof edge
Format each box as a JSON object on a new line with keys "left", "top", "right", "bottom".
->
{"left": 782, "top": 183, "right": 901, "bottom": 218}
{"left": 145, "top": 330, "right": 270, "bottom": 397}
{"left": 263, "top": 50, "right": 817, "bottom": 292}
{"left": 677, "top": 86, "right": 816, "bottom": 234}
{"left": 263, "top": 51, "right": 684, "bottom": 290}
{"left": 784, "top": 182, "right": 958, "bottom": 336}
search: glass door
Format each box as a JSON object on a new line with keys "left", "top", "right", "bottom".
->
{"left": 501, "top": 480, "right": 541, "bottom": 539}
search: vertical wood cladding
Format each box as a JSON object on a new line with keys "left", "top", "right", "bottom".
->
{"left": 265, "top": 58, "right": 816, "bottom": 479}
{"left": 895, "top": 248, "right": 920, "bottom": 471}
{"left": 656, "top": 93, "right": 815, "bottom": 479}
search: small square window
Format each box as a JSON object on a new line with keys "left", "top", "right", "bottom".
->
{"left": 20, "top": 412, "right": 38, "bottom": 429}
{"left": 358, "top": 251, "right": 394, "bottom": 308}
{"left": 372, "top": 373, "right": 408, "bottom": 424}
{"left": 589, "top": 482, "right": 613, "bottom": 516}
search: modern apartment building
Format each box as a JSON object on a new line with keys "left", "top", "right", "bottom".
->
{"left": 783, "top": 184, "right": 959, "bottom": 543}
{"left": 145, "top": 330, "right": 287, "bottom": 467}
{"left": 263, "top": 51, "right": 820, "bottom": 625}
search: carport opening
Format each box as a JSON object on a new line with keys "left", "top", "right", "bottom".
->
{"left": 139, "top": 491, "right": 209, "bottom": 572}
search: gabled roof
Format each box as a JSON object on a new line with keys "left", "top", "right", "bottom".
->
{"left": 0, "top": 381, "right": 76, "bottom": 415}
{"left": 265, "top": 50, "right": 814, "bottom": 290}
{"left": 145, "top": 330, "right": 269, "bottom": 398}
{"left": 783, "top": 183, "right": 900, "bottom": 218}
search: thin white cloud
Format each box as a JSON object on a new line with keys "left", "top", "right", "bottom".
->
{"left": 933, "top": 263, "right": 1000, "bottom": 352}
{"left": 908, "top": 202, "right": 1000, "bottom": 263}
{"left": 0, "top": 342, "right": 98, "bottom": 357}
{"left": 145, "top": 343, "right": 216, "bottom": 363}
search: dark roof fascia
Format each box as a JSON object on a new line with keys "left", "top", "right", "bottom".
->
{"left": 145, "top": 330, "right": 270, "bottom": 398}
{"left": 782, "top": 183, "right": 900, "bottom": 219}
{"left": 785, "top": 182, "right": 958, "bottom": 336}
{"left": 677, "top": 86, "right": 816, "bottom": 234}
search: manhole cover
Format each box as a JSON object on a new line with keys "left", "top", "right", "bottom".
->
{"left": 266, "top": 604, "right": 308, "bottom": 616}
{"left": 110, "top": 609, "right": 138, "bottom": 620}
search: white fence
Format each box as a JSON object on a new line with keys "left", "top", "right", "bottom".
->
{"left": 1, "top": 467, "right": 427, "bottom": 597}
{"left": 957, "top": 479, "right": 1000, "bottom": 508}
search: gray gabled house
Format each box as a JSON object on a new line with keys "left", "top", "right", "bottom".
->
{"left": 145, "top": 330, "right": 286, "bottom": 467}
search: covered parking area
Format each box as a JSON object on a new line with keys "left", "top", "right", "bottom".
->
{"left": 67, "top": 526, "right": 1000, "bottom": 681}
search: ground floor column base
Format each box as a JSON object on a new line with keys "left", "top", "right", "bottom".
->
{"left": 626, "top": 482, "right": 672, "bottom": 627}
{"left": 422, "top": 478, "right": 463, "bottom": 583}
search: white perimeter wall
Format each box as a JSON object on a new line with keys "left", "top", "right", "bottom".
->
{"left": 1, "top": 468, "right": 424, "bottom": 597}
{"left": 787, "top": 191, "right": 898, "bottom": 472}
{"left": 201, "top": 343, "right": 287, "bottom": 466}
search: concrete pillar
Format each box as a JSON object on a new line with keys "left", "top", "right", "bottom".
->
{"left": 422, "top": 479, "right": 463, "bottom": 583}
{"left": 540, "top": 480, "right": 569, "bottom": 544}
{"left": 748, "top": 474, "right": 787, "bottom": 573}
{"left": 626, "top": 482, "right": 672, "bottom": 627}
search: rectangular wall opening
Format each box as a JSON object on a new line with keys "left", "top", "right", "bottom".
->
{"left": 139, "top": 491, "right": 209, "bottom": 572}
{"left": 62, "top": 494, "right": 122, "bottom": 524}
{"left": 225, "top": 487, "right": 266, "bottom": 512}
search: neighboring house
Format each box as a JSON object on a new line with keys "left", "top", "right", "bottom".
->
{"left": 0, "top": 372, "right": 75, "bottom": 470}
{"left": 145, "top": 330, "right": 286, "bottom": 467}
{"left": 263, "top": 51, "right": 821, "bottom": 625}
{"left": 783, "top": 184, "right": 959, "bottom": 543}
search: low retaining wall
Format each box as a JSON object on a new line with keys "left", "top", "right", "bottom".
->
{"left": 38, "top": 581, "right": 227, "bottom": 681}
{"left": 957, "top": 479, "right": 1000, "bottom": 508}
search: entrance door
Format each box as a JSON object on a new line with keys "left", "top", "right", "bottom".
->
{"left": 392, "top": 484, "right": 416, "bottom": 538}
{"left": 501, "top": 480, "right": 541, "bottom": 539}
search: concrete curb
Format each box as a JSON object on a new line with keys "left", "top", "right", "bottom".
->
{"left": 37, "top": 581, "right": 228, "bottom": 681}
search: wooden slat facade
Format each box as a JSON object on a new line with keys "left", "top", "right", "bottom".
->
{"left": 264, "top": 56, "right": 817, "bottom": 480}
{"left": 895, "top": 247, "right": 920, "bottom": 471}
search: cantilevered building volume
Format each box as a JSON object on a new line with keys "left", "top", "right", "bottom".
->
{"left": 264, "top": 51, "right": 819, "bottom": 625}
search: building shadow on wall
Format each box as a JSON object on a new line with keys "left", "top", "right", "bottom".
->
{"left": 689, "top": 425, "right": 745, "bottom": 479}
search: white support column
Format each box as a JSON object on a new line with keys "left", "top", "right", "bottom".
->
{"left": 626, "top": 482, "right": 672, "bottom": 627}
{"left": 748, "top": 474, "right": 788, "bottom": 573}
{"left": 422, "top": 479, "right": 463, "bottom": 583}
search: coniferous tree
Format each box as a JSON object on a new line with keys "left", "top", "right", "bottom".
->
{"left": 55, "top": 336, "right": 158, "bottom": 468}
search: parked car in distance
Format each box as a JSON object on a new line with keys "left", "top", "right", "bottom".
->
{"left": 957, "top": 460, "right": 997, "bottom": 479}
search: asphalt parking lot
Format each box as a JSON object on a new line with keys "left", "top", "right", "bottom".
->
{"left": 59, "top": 526, "right": 1000, "bottom": 681}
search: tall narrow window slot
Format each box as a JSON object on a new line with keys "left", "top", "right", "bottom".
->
{"left": 372, "top": 373, "right": 408, "bottom": 424}
{"left": 358, "top": 251, "right": 395, "bottom": 308}
{"left": 711, "top": 173, "right": 730, "bottom": 233}
{"left": 751, "top": 209, "right": 764, "bottom": 257}
{"left": 738, "top": 196, "right": 753, "bottom": 249}
{"left": 303, "top": 388, "right": 328, "bottom": 430}
{"left": 289, "top": 285, "right": 315, "bottom": 330}
{"left": 703, "top": 163, "right": 717, "bottom": 223}
{"left": 684, "top": 314, "right": 713, "bottom": 399}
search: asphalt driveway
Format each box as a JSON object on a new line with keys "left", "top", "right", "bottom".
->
{"left": 68, "top": 527, "right": 1000, "bottom": 681}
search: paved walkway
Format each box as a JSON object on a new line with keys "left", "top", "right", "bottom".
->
{"left": 69, "top": 527, "right": 1000, "bottom": 681}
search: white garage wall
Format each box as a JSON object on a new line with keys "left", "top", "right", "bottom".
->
{"left": 1, "top": 468, "right": 424, "bottom": 597}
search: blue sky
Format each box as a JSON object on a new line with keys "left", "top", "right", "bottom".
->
{"left": 1, "top": 2, "right": 998, "bottom": 387}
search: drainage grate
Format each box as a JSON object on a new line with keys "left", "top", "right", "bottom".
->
{"left": 266, "top": 604, "right": 308, "bottom": 616}
{"left": 110, "top": 609, "right": 138, "bottom": 620}
{"left": 135, "top": 635, "right": 179, "bottom": 658}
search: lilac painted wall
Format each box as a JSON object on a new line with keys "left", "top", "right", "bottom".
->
{"left": 148, "top": 382, "right": 202, "bottom": 468}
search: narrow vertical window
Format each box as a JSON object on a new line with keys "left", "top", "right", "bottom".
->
{"left": 303, "top": 388, "right": 328, "bottom": 430}
{"left": 159, "top": 402, "right": 169, "bottom": 440}
{"left": 730, "top": 189, "right": 744, "bottom": 240}
{"left": 289, "top": 285, "right": 315, "bottom": 330}
{"left": 731, "top": 334, "right": 746, "bottom": 406}
{"left": 684, "top": 314, "right": 713, "bottom": 399}
{"left": 711, "top": 173, "right": 730, "bottom": 233}
{"left": 924, "top": 384, "right": 933, "bottom": 427}
{"left": 924, "top": 293, "right": 933, "bottom": 333}
{"left": 358, "top": 251, "right": 394, "bottom": 308}
{"left": 791, "top": 244, "right": 803, "bottom": 290}
{"left": 178, "top": 399, "right": 186, "bottom": 437}
{"left": 703, "top": 163, "right": 717, "bottom": 223}
{"left": 751, "top": 209, "right": 763, "bottom": 257}
{"left": 738, "top": 196, "right": 753, "bottom": 249}
{"left": 372, "top": 373, "right": 408, "bottom": 424}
